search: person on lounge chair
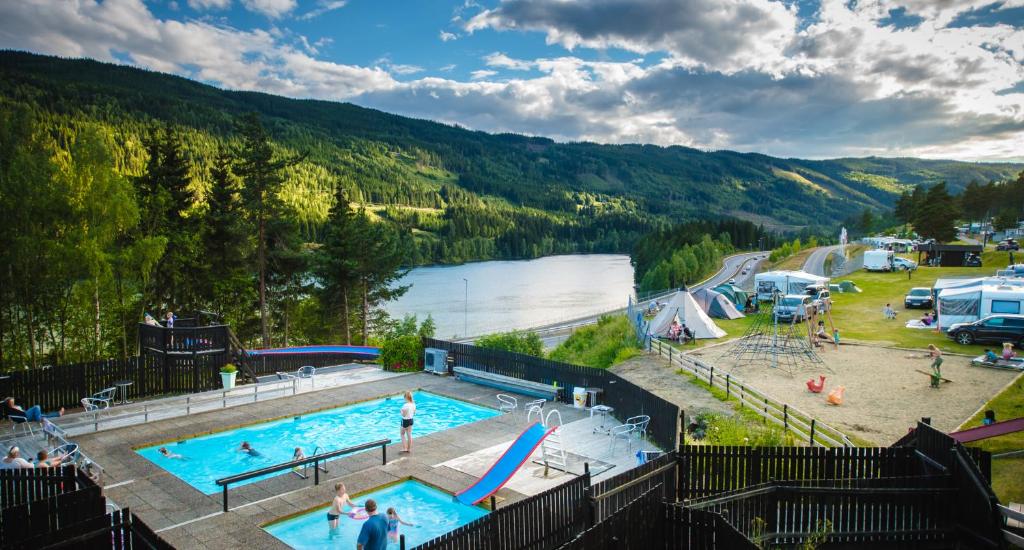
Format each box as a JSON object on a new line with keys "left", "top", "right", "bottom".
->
{"left": 1, "top": 447, "right": 34, "bottom": 469}
{"left": 681, "top": 324, "right": 694, "bottom": 344}
{"left": 984, "top": 349, "right": 999, "bottom": 363}
{"left": 3, "top": 397, "right": 64, "bottom": 422}
{"left": 36, "top": 449, "right": 70, "bottom": 468}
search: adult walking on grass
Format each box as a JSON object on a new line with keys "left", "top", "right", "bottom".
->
{"left": 400, "top": 391, "right": 416, "bottom": 453}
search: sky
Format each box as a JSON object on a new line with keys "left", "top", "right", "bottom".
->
{"left": 1, "top": 0, "right": 1023, "bottom": 161}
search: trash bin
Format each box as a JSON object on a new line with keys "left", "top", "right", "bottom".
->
{"left": 573, "top": 387, "right": 587, "bottom": 409}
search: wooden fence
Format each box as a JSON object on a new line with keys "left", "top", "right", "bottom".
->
{"left": 559, "top": 484, "right": 666, "bottom": 549}
{"left": 653, "top": 339, "right": 854, "bottom": 448}
{"left": 587, "top": 451, "right": 676, "bottom": 524}
{"left": 678, "top": 445, "right": 921, "bottom": 500}
{"left": 684, "top": 476, "right": 957, "bottom": 547}
{"left": 245, "top": 352, "right": 362, "bottom": 377}
{"left": 415, "top": 473, "right": 589, "bottom": 550}
{"left": 423, "top": 338, "right": 680, "bottom": 451}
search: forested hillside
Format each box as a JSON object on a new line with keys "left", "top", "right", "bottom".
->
{"left": 3, "top": 50, "right": 1021, "bottom": 255}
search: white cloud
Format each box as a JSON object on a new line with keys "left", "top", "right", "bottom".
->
{"left": 187, "top": 0, "right": 231, "bottom": 10}
{"left": 439, "top": 63, "right": 456, "bottom": 71}
{"left": 1, "top": 0, "right": 1022, "bottom": 160}
{"left": 240, "top": 0, "right": 296, "bottom": 18}
{"left": 484, "top": 52, "right": 532, "bottom": 70}
{"left": 297, "top": 0, "right": 347, "bottom": 21}
{"left": 439, "top": 30, "right": 457, "bottom": 42}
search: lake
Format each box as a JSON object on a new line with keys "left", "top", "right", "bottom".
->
{"left": 386, "top": 254, "right": 635, "bottom": 338}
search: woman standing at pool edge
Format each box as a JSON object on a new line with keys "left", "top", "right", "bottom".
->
{"left": 400, "top": 391, "right": 416, "bottom": 453}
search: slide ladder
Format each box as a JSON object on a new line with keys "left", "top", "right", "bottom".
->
{"left": 540, "top": 410, "right": 567, "bottom": 475}
{"left": 456, "top": 421, "right": 556, "bottom": 505}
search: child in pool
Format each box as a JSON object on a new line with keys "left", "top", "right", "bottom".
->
{"left": 386, "top": 507, "right": 416, "bottom": 542}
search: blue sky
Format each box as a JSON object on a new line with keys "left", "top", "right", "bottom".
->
{"left": 1, "top": 0, "right": 1023, "bottom": 160}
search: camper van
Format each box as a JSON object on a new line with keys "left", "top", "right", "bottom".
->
{"left": 754, "top": 271, "right": 830, "bottom": 301}
{"left": 864, "top": 249, "right": 895, "bottom": 272}
{"left": 937, "top": 282, "right": 1024, "bottom": 329}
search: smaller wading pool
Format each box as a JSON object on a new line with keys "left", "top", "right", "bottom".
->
{"left": 135, "top": 391, "right": 498, "bottom": 494}
{"left": 264, "top": 479, "right": 488, "bottom": 549}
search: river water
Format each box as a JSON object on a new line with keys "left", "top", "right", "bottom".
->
{"left": 386, "top": 254, "right": 635, "bottom": 338}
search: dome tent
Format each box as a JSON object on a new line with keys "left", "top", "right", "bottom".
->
{"left": 693, "top": 288, "right": 745, "bottom": 320}
{"left": 649, "top": 292, "right": 727, "bottom": 339}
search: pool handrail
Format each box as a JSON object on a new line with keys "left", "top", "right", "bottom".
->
{"left": 215, "top": 438, "right": 391, "bottom": 512}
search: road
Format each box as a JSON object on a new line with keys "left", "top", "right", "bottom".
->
{"left": 530, "top": 251, "right": 767, "bottom": 349}
{"left": 803, "top": 245, "right": 842, "bottom": 277}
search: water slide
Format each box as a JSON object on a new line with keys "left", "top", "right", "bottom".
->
{"left": 456, "top": 422, "right": 557, "bottom": 505}
{"left": 950, "top": 417, "right": 1024, "bottom": 443}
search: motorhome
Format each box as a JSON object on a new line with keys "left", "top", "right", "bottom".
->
{"left": 754, "top": 270, "right": 829, "bottom": 301}
{"left": 937, "top": 280, "right": 1024, "bottom": 329}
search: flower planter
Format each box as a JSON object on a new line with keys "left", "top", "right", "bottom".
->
{"left": 221, "top": 370, "right": 237, "bottom": 390}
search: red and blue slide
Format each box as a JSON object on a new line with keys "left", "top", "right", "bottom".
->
{"left": 456, "top": 421, "right": 557, "bottom": 505}
{"left": 247, "top": 344, "right": 379, "bottom": 359}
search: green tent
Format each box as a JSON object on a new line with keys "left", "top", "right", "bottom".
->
{"left": 839, "top": 280, "right": 862, "bottom": 293}
{"left": 713, "top": 284, "right": 748, "bottom": 306}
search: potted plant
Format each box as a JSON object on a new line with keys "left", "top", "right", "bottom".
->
{"left": 220, "top": 364, "right": 238, "bottom": 389}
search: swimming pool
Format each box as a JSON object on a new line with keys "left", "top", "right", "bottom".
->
{"left": 136, "top": 391, "right": 498, "bottom": 494}
{"left": 264, "top": 479, "right": 487, "bottom": 549}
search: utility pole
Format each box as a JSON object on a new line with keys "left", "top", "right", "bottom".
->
{"left": 462, "top": 278, "right": 468, "bottom": 337}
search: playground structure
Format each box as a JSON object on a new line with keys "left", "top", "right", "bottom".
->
{"left": 950, "top": 417, "right": 1024, "bottom": 443}
{"left": 720, "top": 294, "right": 836, "bottom": 375}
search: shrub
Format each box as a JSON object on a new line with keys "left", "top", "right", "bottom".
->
{"left": 380, "top": 335, "right": 423, "bottom": 372}
{"left": 548, "top": 315, "right": 641, "bottom": 369}
{"left": 475, "top": 330, "right": 544, "bottom": 357}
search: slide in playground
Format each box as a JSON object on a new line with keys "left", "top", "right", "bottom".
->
{"left": 456, "top": 421, "right": 557, "bottom": 505}
{"left": 950, "top": 417, "right": 1024, "bottom": 443}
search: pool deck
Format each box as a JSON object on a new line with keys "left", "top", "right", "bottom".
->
{"left": 70, "top": 371, "right": 654, "bottom": 549}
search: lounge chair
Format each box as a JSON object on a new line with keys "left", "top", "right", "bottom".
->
{"left": 47, "top": 443, "right": 80, "bottom": 465}
{"left": 524, "top": 398, "right": 545, "bottom": 416}
{"left": 276, "top": 371, "right": 297, "bottom": 381}
{"left": 297, "top": 366, "right": 316, "bottom": 386}
{"left": 7, "top": 413, "right": 33, "bottom": 436}
{"left": 80, "top": 398, "right": 110, "bottom": 412}
{"left": 497, "top": 394, "right": 518, "bottom": 414}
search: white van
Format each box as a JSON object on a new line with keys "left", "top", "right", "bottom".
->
{"left": 755, "top": 270, "right": 829, "bottom": 301}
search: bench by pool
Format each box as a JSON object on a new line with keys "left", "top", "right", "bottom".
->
{"left": 135, "top": 391, "right": 498, "bottom": 494}
{"left": 263, "top": 479, "right": 488, "bottom": 549}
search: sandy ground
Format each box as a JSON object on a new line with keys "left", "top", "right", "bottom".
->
{"left": 611, "top": 355, "right": 734, "bottom": 418}
{"left": 690, "top": 343, "right": 1021, "bottom": 445}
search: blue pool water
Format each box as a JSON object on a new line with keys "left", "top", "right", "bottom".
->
{"left": 136, "top": 391, "right": 498, "bottom": 494}
{"left": 264, "top": 480, "right": 488, "bottom": 549}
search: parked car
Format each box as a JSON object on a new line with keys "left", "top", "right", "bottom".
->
{"left": 964, "top": 253, "right": 982, "bottom": 267}
{"left": 727, "top": 278, "right": 736, "bottom": 285}
{"left": 893, "top": 257, "right": 918, "bottom": 271}
{"left": 804, "top": 285, "right": 830, "bottom": 307}
{"left": 996, "top": 240, "right": 1019, "bottom": 251}
{"left": 774, "top": 294, "right": 812, "bottom": 322}
{"left": 904, "top": 287, "right": 934, "bottom": 309}
{"left": 946, "top": 314, "right": 1024, "bottom": 346}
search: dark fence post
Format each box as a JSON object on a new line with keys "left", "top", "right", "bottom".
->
{"left": 725, "top": 375, "right": 730, "bottom": 399}
{"left": 222, "top": 485, "right": 229, "bottom": 513}
{"left": 810, "top": 419, "right": 816, "bottom": 446}
{"left": 783, "top": 404, "right": 788, "bottom": 431}
{"left": 399, "top": 534, "right": 405, "bottom": 550}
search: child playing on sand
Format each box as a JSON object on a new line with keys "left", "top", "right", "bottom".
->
{"left": 386, "top": 507, "right": 417, "bottom": 543}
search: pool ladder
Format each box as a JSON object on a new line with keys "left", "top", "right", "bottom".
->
{"left": 293, "top": 446, "right": 330, "bottom": 479}
{"left": 540, "top": 410, "right": 568, "bottom": 476}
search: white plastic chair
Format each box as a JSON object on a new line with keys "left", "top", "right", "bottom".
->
{"left": 497, "top": 394, "right": 518, "bottom": 414}
{"left": 80, "top": 398, "right": 110, "bottom": 412}
{"left": 297, "top": 366, "right": 316, "bottom": 387}
{"left": 609, "top": 423, "right": 635, "bottom": 454}
{"left": 276, "top": 371, "right": 297, "bottom": 381}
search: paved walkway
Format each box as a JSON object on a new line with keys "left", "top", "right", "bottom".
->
{"left": 609, "top": 354, "right": 733, "bottom": 418}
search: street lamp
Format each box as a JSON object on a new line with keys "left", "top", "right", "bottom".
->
{"left": 462, "top": 278, "right": 468, "bottom": 337}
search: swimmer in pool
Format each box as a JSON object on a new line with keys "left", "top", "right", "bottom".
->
{"left": 327, "top": 482, "right": 362, "bottom": 529}
{"left": 386, "top": 507, "right": 417, "bottom": 542}
{"left": 238, "top": 441, "right": 261, "bottom": 457}
{"left": 158, "top": 447, "right": 185, "bottom": 459}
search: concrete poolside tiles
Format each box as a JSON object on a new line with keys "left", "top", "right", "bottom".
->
{"left": 77, "top": 372, "right": 631, "bottom": 549}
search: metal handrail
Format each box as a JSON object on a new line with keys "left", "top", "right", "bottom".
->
{"left": 215, "top": 439, "right": 391, "bottom": 512}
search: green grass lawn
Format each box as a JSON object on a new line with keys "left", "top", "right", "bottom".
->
{"left": 830, "top": 249, "right": 1017, "bottom": 353}
{"left": 960, "top": 375, "right": 1024, "bottom": 504}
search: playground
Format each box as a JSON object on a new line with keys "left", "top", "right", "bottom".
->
{"left": 694, "top": 343, "right": 1021, "bottom": 446}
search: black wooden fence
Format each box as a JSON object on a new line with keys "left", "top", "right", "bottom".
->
{"left": 415, "top": 473, "right": 589, "bottom": 550}
{"left": 423, "top": 338, "right": 680, "bottom": 451}
{"left": 587, "top": 451, "right": 676, "bottom": 524}
{"left": 678, "top": 445, "right": 921, "bottom": 500}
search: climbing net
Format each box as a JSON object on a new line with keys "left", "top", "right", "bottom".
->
{"left": 719, "top": 295, "right": 827, "bottom": 376}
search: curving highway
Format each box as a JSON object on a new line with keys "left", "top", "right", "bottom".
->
{"left": 802, "top": 245, "right": 842, "bottom": 277}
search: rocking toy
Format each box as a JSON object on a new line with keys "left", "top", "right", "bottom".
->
{"left": 806, "top": 375, "right": 826, "bottom": 393}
